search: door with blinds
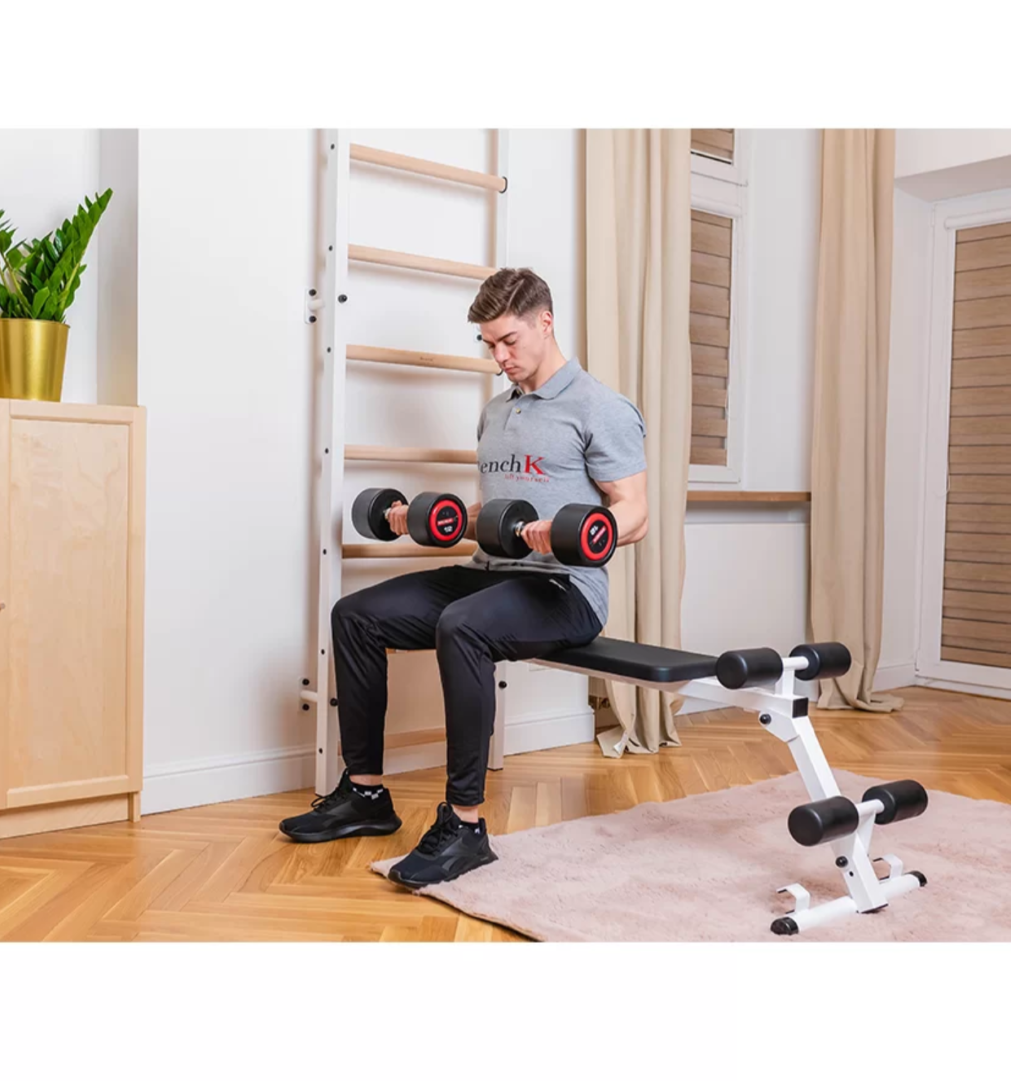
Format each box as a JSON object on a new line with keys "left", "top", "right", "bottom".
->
{"left": 940, "top": 219, "right": 1011, "bottom": 669}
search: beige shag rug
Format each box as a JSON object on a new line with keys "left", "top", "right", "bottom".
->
{"left": 372, "top": 770, "right": 1011, "bottom": 941}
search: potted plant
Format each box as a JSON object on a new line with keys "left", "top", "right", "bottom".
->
{"left": 0, "top": 188, "right": 114, "bottom": 401}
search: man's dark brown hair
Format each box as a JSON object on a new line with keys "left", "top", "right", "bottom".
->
{"left": 467, "top": 267, "right": 553, "bottom": 325}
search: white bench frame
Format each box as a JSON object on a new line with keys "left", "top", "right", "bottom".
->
{"left": 500, "top": 649, "right": 926, "bottom": 936}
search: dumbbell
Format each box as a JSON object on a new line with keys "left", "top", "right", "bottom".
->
{"left": 352, "top": 487, "right": 467, "bottom": 548}
{"left": 476, "top": 498, "right": 617, "bottom": 567}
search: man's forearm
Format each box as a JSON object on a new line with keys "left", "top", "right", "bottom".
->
{"left": 608, "top": 500, "right": 648, "bottom": 548}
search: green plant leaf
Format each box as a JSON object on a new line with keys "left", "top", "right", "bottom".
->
{"left": 31, "top": 285, "right": 50, "bottom": 318}
{"left": 0, "top": 188, "right": 112, "bottom": 321}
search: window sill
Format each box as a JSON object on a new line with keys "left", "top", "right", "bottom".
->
{"left": 686, "top": 491, "right": 810, "bottom": 503}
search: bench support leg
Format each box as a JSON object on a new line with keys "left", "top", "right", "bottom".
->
{"left": 680, "top": 675, "right": 926, "bottom": 935}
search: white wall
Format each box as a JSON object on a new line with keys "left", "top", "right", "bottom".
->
{"left": 880, "top": 187, "right": 933, "bottom": 685}
{"left": 896, "top": 130, "right": 1011, "bottom": 179}
{"left": 97, "top": 130, "right": 138, "bottom": 407}
{"left": 136, "top": 130, "right": 319, "bottom": 810}
{"left": 896, "top": 129, "right": 1011, "bottom": 203}
{"left": 0, "top": 130, "right": 101, "bottom": 404}
{"left": 738, "top": 129, "right": 821, "bottom": 494}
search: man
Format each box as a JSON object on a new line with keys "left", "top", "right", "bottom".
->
{"left": 279, "top": 268, "right": 649, "bottom": 888}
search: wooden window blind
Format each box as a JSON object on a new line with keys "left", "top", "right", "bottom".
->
{"left": 690, "top": 209, "right": 732, "bottom": 467}
{"left": 941, "top": 219, "right": 1011, "bottom": 668}
{"left": 691, "top": 129, "right": 734, "bottom": 164}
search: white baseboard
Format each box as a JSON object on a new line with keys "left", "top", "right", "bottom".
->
{"left": 503, "top": 707, "right": 595, "bottom": 755}
{"left": 875, "top": 662, "right": 917, "bottom": 692}
{"left": 141, "top": 708, "right": 595, "bottom": 814}
{"left": 914, "top": 676, "right": 1011, "bottom": 702}
{"left": 142, "top": 744, "right": 317, "bottom": 815}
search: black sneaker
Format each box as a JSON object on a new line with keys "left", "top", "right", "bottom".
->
{"left": 279, "top": 770, "right": 402, "bottom": 843}
{"left": 387, "top": 803, "right": 497, "bottom": 889}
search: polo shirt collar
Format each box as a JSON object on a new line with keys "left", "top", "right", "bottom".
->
{"left": 508, "top": 356, "right": 580, "bottom": 400}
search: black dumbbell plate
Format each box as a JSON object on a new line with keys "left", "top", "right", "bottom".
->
{"left": 552, "top": 504, "right": 617, "bottom": 566}
{"left": 477, "top": 498, "right": 537, "bottom": 559}
{"left": 407, "top": 492, "right": 468, "bottom": 548}
{"left": 352, "top": 487, "right": 407, "bottom": 542}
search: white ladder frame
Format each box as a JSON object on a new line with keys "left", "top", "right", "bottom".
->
{"left": 305, "top": 129, "right": 510, "bottom": 796}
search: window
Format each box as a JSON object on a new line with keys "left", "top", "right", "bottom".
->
{"left": 691, "top": 129, "right": 734, "bottom": 165}
{"left": 689, "top": 129, "right": 748, "bottom": 482}
{"left": 690, "top": 210, "right": 732, "bottom": 466}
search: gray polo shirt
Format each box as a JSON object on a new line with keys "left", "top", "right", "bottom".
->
{"left": 464, "top": 356, "right": 647, "bottom": 628}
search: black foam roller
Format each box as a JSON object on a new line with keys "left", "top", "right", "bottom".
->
{"left": 715, "top": 647, "right": 784, "bottom": 690}
{"left": 861, "top": 779, "right": 929, "bottom": 825}
{"left": 788, "top": 795, "right": 860, "bottom": 847}
{"left": 790, "top": 642, "right": 852, "bottom": 681}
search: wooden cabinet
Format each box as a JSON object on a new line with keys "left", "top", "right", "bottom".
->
{"left": 0, "top": 400, "right": 145, "bottom": 839}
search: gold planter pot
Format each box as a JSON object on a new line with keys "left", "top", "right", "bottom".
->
{"left": 0, "top": 319, "right": 70, "bottom": 402}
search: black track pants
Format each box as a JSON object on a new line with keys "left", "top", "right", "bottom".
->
{"left": 331, "top": 565, "right": 603, "bottom": 807}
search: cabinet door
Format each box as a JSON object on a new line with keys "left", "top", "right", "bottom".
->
{"left": 2, "top": 401, "right": 145, "bottom": 809}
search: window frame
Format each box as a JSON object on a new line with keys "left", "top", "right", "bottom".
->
{"left": 689, "top": 130, "right": 750, "bottom": 485}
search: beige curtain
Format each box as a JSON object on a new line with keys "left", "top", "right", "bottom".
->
{"left": 811, "top": 129, "right": 902, "bottom": 712}
{"left": 585, "top": 130, "right": 693, "bottom": 755}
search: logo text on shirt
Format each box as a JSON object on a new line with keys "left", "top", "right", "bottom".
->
{"left": 480, "top": 453, "right": 549, "bottom": 478}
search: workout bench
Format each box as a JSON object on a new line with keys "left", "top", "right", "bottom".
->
{"left": 489, "top": 638, "right": 928, "bottom": 937}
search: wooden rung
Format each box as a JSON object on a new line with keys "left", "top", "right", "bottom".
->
{"left": 350, "top": 144, "right": 507, "bottom": 194}
{"left": 345, "top": 445, "right": 477, "bottom": 464}
{"left": 349, "top": 244, "right": 496, "bottom": 281}
{"left": 384, "top": 727, "right": 447, "bottom": 751}
{"left": 347, "top": 344, "right": 499, "bottom": 375}
{"left": 343, "top": 541, "right": 477, "bottom": 559}
{"left": 687, "top": 491, "right": 811, "bottom": 503}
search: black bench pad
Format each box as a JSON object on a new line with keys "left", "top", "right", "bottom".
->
{"left": 539, "top": 637, "right": 718, "bottom": 684}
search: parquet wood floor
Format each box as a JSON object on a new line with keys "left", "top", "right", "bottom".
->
{"left": 3, "top": 685, "right": 1009, "bottom": 942}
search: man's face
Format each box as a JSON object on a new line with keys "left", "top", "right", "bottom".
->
{"left": 479, "top": 309, "right": 551, "bottom": 383}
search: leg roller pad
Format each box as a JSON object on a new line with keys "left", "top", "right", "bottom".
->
{"left": 788, "top": 795, "right": 859, "bottom": 846}
{"left": 861, "top": 779, "right": 929, "bottom": 825}
{"left": 790, "top": 642, "right": 852, "bottom": 681}
{"left": 715, "top": 647, "right": 784, "bottom": 689}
